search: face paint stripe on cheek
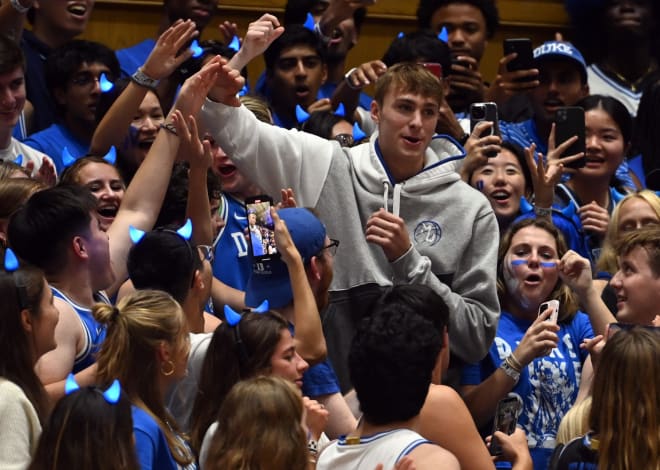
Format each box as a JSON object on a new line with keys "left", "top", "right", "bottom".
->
{"left": 540, "top": 261, "right": 557, "bottom": 268}
{"left": 510, "top": 259, "right": 527, "bottom": 266}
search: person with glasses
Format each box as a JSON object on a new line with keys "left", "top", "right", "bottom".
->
{"left": 24, "top": 39, "right": 120, "bottom": 173}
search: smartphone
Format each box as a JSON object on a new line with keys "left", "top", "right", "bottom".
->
{"left": 503, "top": 38, "right": 535, "bottom": 72}
{"left": 422, "top": 62, "right": 443, "bottom": 80}
{"left": 489, "top": 394, "right": 523, "bottom": 456}
{"left": 244, "top": 195, "right": 278, "bottom": 260}
{"left": 555, "top": 106, "right": 586, "bottom": 169}
{"left": 539, "top": 300, "right": 559, "bottom": 324}
{"left": 470, "top": 102, "right": 500, "bottom": 157}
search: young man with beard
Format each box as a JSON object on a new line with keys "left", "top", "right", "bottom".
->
{"left": 201, "top": 41, "right": 499, "bottom": 393}
{"left": 24, "top": 40, "right": 120, "bottom": 172}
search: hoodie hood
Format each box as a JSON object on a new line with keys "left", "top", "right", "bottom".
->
{"left": 351, "top": 132, "right": 466, "bottom": 215}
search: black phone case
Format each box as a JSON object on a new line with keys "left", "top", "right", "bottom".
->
{"left": 555, "top": 107, "right": 586, "bottom": 169}
{"left": 489, "top": 396, "right": 523, "bottom": 456}
{"left": 503, "top": 38, "right": 534, "bottom": 72}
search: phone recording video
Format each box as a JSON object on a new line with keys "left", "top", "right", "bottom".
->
{"left": 503, "top": 38, "right": 535, "bottom": 74}
{"left": 470, "top": 102, "right": 500, "bottom": 157}
{"left": 245, "top": 195, "right": 278, "bottom": 260}
{"left": 489, "top": 395, "right": 523, "bottom": 456}
{"left": 538, "top": 300, "right": 559, "bottom": 324}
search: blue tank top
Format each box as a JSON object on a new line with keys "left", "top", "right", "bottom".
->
{"left": 51, "top": 287, "right": 109, "bottom": 373}
{"left": 211, "top": 194, "right": 252, "bottom": 291}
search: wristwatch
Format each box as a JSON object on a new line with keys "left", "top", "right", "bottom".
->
{"left": 131, "top": 68, "right": 160, "bottom": 89}
{"left": 499, "top": 357, "right": 521, "bottom": 384}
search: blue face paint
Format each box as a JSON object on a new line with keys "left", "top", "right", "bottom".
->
{"left": 476, "top": 180, "right": 484, "bottom": 191}
{"left": 540, "top": 261, "right": 557, "bottom": 268}
{"left": 510, "top": 259, "right": 527, "bottom": 266}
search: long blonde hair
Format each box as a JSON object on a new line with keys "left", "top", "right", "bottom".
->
{"left": 589, "top": 327, "right": 660, "bottom": 469}
{"left": 94, "top": 290, "right": 193, "bottom": 467}
{"left": 205, "top": 376, "right": 308, "bottom": 470}
{"left": 597, "top": 190, "right": 660, "bottom": 274}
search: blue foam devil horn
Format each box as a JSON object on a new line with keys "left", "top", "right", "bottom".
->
{"left": 61, "top": 147, "right": 76, "bottom": 168}
{"left": 129, "top": 225, "right": 146, "bottom": 244}
{"left": 438, "top": 26, "right": 448, "bottom": 43}
{"left": 65, "top": 373, "right": 80, "bottom": 395}
{"left": 519, "top": 196, "right": 534, "bottom": 214}
{"left": 4, "top": 248, "right": 19, "bottom": 272}
{"left": 296, "top": 104, "right": 310, "bottom": 124}
{"left": 177, "top": 219, "right": 192, "bottom": 240}
{"left": 334, "top": 103, "right": 345, "bottom": 117}
{"left": 228, "top": 35, "right": 240, "bottom": 52}
{"left": 14, "top": 154, "right": 23, "bottom": 165}
{"left": 190, "top": 39, "right": 203, "bottom": 58}
{"left": 238, "top": 84, "right": 249, "bottom": 97}
{"left": 103, "top": 146, "right": 116, "bottom": 165}
{"left": 99, "top": 73, "right": 114, "bottom": 93}
{"left": 352, "top": 122, "right": 366, "bottom": 141}
{"left": 303, "top": 12, "right": 315, "bottom": 31}
{"left": 224, "top": 305, "right": 243, "bottom": 326}
{"left": 397, "top": 32, "right": 404, "bottom": 39}
{"left": 103, "top": 379, "right": 121, "bottom": 404}
{"left": 252, "top": 300, "right": 269, "bottom": 313}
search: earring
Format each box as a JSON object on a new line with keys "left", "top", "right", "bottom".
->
{"left": 161, "top": 360, "right": 175, "bottom": 376}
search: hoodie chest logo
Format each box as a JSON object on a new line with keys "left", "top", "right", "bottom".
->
{"left": 414, "top": 221, "right": 442, "bottom": 247}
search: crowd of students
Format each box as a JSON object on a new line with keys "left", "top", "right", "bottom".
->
{"left": 0, "top": 0, "right": 659, "bottom": 469}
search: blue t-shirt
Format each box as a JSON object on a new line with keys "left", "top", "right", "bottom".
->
{"left": 211, "top": 194, "right": 251, "bottom": 291}
{"left": 116, "top": 39, "right": 157, "bottom": 78}
{"left": 462, "top": 310, "right": 593, "bottom": 470}
{"left": 132, "top": 406, "right": 196, "bottom": 470}
{"left": 23, "top": 123, "right": 89, "bottom": 173}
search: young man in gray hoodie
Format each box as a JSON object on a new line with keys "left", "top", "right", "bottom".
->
{"left": 201, "top": 54, "right": 500, "bottom": 390}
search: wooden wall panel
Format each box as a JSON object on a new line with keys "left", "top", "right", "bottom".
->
{"left": 81, "top": 0, "right": 570, "bottom": 86}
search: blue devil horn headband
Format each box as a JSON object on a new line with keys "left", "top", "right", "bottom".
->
{"left": 296, "top": 104, "right": 310, "bottom": 124}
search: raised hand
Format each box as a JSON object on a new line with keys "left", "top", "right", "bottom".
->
{"left": 524, "top": 143, "right": 562, "bottom": 209}
{"left": 175, "top": 55, "right": 224, "bottom": 116}
{"left": 558, "top": 250, "right": 594, "bottom": 298}
{"left": 176, "top": 114, "right": 212, "bottom": 169}
{"left": 229, "top": 13, "right": 284, "bottom": 71}
{"left": 271, "top": 207, "right": 302, "bottom": 267}
{"left": 447, "top": 55, "right": 485, "bottom": 98}
{"left": 345, "top": 60, "right": 387, "bottom": 89}
{"left": 578, "top": 201, "right": 610, "bottom": 237}
{"left": 142, "top": 19, "right": 199, "bottom": 80}
{"left": 546, "top": 123, "right": 584, "bottom": 173}
{"left": 486, "top": 53, "right": 539, "bottom": 102}
{"left": 208, "top": 58, "right": 246, "bottom": 106}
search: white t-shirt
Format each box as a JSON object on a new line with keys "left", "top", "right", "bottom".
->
{"left": 0, "top": 138, "right": 57, "bottom": 177}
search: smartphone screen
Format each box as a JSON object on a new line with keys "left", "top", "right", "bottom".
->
{"left": 490, "top": 395, "right": 523, "bottom": 456}
{"left": 555, "top": 106, "right": 586, "bottom": 169}
{"left": 245, "top": 195, "right": 278, "bottom": 260}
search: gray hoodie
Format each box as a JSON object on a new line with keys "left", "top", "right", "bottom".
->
{"left": 200, "top": 100, "right": 499, "bottom": 365}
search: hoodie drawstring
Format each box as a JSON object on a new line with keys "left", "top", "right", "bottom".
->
{"left": 382, "top": 182, "right": 402, "bottom": 218}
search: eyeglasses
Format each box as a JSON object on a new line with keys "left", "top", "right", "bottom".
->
{"left": 334, "top": 134, "right": 354, "bottom": 147}
{"left": 198, "top": 244, "right": 214, "bottom": 263}
{"left": 322, "top": 239, "right": 340, "bottom": 256}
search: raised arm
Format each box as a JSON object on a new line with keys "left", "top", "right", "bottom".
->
{"left": 106, "top": 59, "right": 222, "bottom": 297}
{"left": 272, "top": 207, "right": 327, "bottom": 365}
{"left": 227, "top": 13, "right": 284, "bottom": 72}
{"left": 90, "top": 19, "right": 197, "bottom": 155}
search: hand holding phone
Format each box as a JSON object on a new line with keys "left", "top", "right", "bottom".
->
{"left": 489, "top": 394, "right": 523, "bottom": 456}
{"left": 503, "top": 38, "right": 534, "bottom": 73}
{"left": 470, "top": 102, "right": 500, "bottom": 157}
{"left": 245, "top": 195, "right": 279, "bottom": 260}
{"left": 539, "top": 300, "right": 559, "bottom": 324}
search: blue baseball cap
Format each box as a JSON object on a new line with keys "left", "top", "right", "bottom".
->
{"left": 245, "top": 208, "right": 327, "bottom": 309}
{"left": 533, "top": 40, "right": 587, "bottom": 83}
